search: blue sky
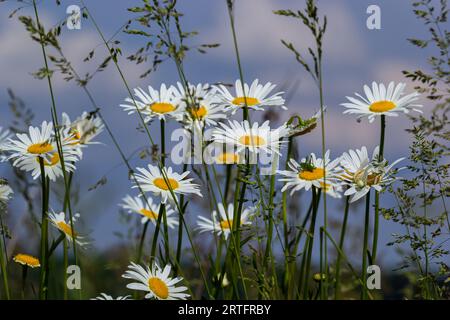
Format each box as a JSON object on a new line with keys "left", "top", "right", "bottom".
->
{"left": 0, "top": 0, "right": 438, "bottom": 266}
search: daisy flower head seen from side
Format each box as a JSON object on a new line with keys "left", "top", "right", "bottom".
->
{"left": 62, "top": 111, "right": 104, "bottom": 146}
{"left": 340, "top": 146, "right": 404, "bottom": 202}
{"left": 197, "top": 203, "right": 253, "bottom": 239}
{"left": 5, "top": 121, "right": 81, "bottom": 181}
{"left": 13, "top": 253, "right": 40, "bottom": 268}
{"left": 341, "top": 82, "right": 422, "bottom": 123}
{"left": 120, "top": 195, "right": 178, "bottom": 228}
{"left": 278, "top": 151, "right": 342, "bottom": 196}
{"left": 122, "top": 262, "right": 190, "bottom": 300}
{"left": 134, "top": 165, "right": 202, "bottom": 204}
{"left": 212, "top": 120, "right": 289, "bottom": 156}
{"left": 91, "top": 293, "right": 131, "bottom": 300}
{"left": 48, "top": 211, "right": 86, "bottom": 246}
{"left": 214, "top": 79, "right": 286, "bottom": 114}
{"left": 120, "top": 84, "right": 184, "bottom": 122}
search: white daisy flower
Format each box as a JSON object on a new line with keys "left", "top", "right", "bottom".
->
{"left": 134, "top": 165, "right": 202, "bottom": 204}
{"left": 91, "top": 293, "right": 131, "bottom": 300}
{"left": 62, "top": 111, "right": 104, "bottom": 146}
{"left": 197, "top": 203, "right": 253, "bottom": 239}
{"left": 5, "top": 122, "right": 81, "bottom": 181}
{"left": 122, "top": 262, "right": 190, "bottom": 300}
{"left": 120, "top": 84, "right": 184, "bottom": 122}
{"left": 341, "top": 82, "right": 422, "bottom": 123}
{"left": 212, "top": 120, "right": 289, "bottom": 156}
{"left": 278, "top": 151, "right": 342, "bottom": 196}
{"left": 215, "top": 79, "right": 286, "bottom": 114}
{"left": 174, "top": 83, "right": 227, "bottom": 128}
{"left": 340, "top": 146, "right": 404, "bottom": 202}
{"left": 120, "top": 195, "right": 178, "bottom": 228}
{"left": 0, "top": 180, "right": 13, "bottom": 204}
{"left": 48, "top": 211, "right": 86, "bottom": 246}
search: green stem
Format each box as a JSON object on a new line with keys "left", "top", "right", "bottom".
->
{"left": 361, "top": 191, "right": 371, "bottom": 300}
{"left": 0, "top": 226, "right": 9, "bottom": 300}
{"left": 38, "top": 158, "right": 48, "bottom": 300}
{"left": 334, "top": 196, "right": 350, "bottom": 299}
{"left": 282, "top": 137, "right": 293, "bottom": 297}
{"left": 21, "top": 266, "right": 28, "bottom": 300}
{"left": 63, "top": 238, "right": 68, "bottom": 300}
{"left": 302, "top": 187, "right": 321, "bottom": 299}
{"left": 372, "top": 115, "right": 385, "bottom": 265}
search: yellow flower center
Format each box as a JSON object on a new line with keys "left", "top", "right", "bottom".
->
{"left": 139, "top": 208, "right": 158, "bottom": 220}
{"left": 27, "top": 142, "right": 53, "bottom": 154}
{"left": 13, "top": 254, "right": 40, "bottom": 268}
{"left": 299, "top": 168, "right": 325, "bottom": 181}
{"left": 149, "top": 103, "right": 176, "bottom": 114}
{"left": 232, "top": 97, "right": 260, "bottom": 106}
{"left": 216, "top": 153, "right": 239, "bottom": 164}
{"left": 239, "top": 135, "right": 266, "bottom": 146}
{"left": 189, "top": 106, "right": 208, "bottom": 120}
{"left": 153, "top": 177, "right": 180, "bottom": 191}
{"left": 36, "top": 153, "right": 60, "bottom": 167}
{"left": 369, "top": 100, "right": 396, "bottom": 113}
{"left": 57, "top": 221, "right": 76, "bottom": 238}
{"left": 148, "top": 277, "right": 169, "bottom": 299}
{"left": 220, "top": 219, "right": 233, "bottom": 229}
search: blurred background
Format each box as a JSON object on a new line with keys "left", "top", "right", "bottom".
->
{"left": 0, "top": 0, "right": 443, "bottom": 297}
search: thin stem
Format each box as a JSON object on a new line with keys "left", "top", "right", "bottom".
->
{"left": 302, "top": 187, "right": 321, "bottom": 299}
{"left": 334, "top": 196, "right": 350, "bottom": 299}
{"left": 0, "top": 225, "right": 10, "bottom": 300}
{"left": 282, "top": 137, "right": 293, "bottom": 297}
{"left": 38, "top": 158, "right": 48, "bottom": 300}
{"left": 21, "top": 266, "right": 28, "bottom": 300}
{"left": 372, "top": 115, "right": 385, "bottom": 264}
{"left": 361, "top": 191, "right": 371, "bottom": 300}
{"left": 63, "top": 238, "right": 68, "bottom": 300}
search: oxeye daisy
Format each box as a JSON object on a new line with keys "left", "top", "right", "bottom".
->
{"left": 120, "top": 195, "right": 178, "bottom": 228}
{"left": 341, "top": 82, "right": 422, "bottom": 123}
{"left": 120, "top": 84, "right": 184, "bottom": 122}
{"left": 48, "top": 211, "right": 86, "bottom": 246}
{"left": 278, "top": 151, "right": 341, "bottom": 195}
{"left": 212, "top": 120, "right": 288, "bottom": 156}
{"left": 5, "top": 122, "right": 80, "bottom": 181}
{"left": 13, "top": 253, "right": 40, "bottom": 268}
{"left": 91, "top": 293, "right": 131, "bottom": 300}
{"left": 175, "top": 83, "right": 227, "bottom": 128}
{"left": 134, "top": 165, "right": 202, "bottom": 204}
{"left": 215, "top": 79, "right": 286, "bottom": 114}
{"left": 340, "top": 146, "right": 404, "bottom": 202}
{"left": 0, "top": 180, "right": 13, "bottom": 204}
{"left": 197, "top": 203, "right": 253, "bottom": 239}
{"left": 122, "top": 262, "right": 190, "bottom": 300}
{"left": 62, "top": 111, "right": 104, "bottom": 146}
